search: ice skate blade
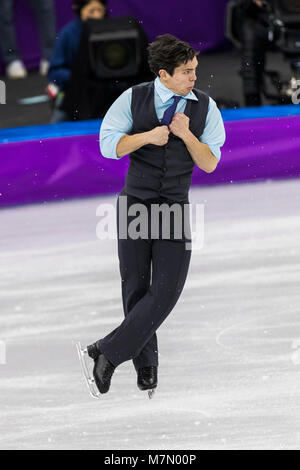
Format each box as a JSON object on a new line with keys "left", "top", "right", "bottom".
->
{"left": 76, "top": 342, "right": 101, "bottom": 400}
{"left": 148, "top": 389, "right": 155, "bottom": 400}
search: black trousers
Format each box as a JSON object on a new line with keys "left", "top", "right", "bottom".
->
{"left": 96, "top": 189, "right": 192, "bottom": 370}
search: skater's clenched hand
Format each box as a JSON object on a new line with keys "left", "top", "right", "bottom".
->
{"left": 148, "top": 126, "right": 170, "bottom": 146}
{"left": 169, "top": 113, "right": 190, "bottom": 140}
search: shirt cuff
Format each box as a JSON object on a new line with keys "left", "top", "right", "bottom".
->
{"left": 100, "top": 132, "right": 127, "bottom": 159}
{"left": 208, "top": 145, "right": 221, "bottom": 161}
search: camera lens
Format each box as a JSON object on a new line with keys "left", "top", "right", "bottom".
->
{"left": 100, "top": 41, "right": 130, "bottom": 70}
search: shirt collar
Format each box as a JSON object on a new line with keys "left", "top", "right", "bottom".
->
{"left": 154, "top": 77, "right": 198, "bottom": 103}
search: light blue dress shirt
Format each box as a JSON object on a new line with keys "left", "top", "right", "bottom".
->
{"left": 100, "top": 77, "right": 226, "bottom": 161}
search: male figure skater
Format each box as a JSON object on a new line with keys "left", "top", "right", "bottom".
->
{"left": 84, "top": 34, "right": 225, "bottom": 397}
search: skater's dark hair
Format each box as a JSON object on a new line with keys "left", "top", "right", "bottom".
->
{"left": 147, "top": 34, "right": 199, "bottom": 77}
{"left": 72, "top": 0, "right": 108, "bottom": 17}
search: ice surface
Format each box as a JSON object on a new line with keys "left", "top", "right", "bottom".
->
{"left": 0, "top": 179, "right": 300, "bottom": 450}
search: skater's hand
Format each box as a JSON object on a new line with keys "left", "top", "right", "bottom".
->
{"left": 169, "top": 113, "right": 190, "bottom": 140}
{"left": 253, "top": 0, "right": 263, "bottom": 7}
{"left": 148, "top": 126, "right": 170, "bottom": 146}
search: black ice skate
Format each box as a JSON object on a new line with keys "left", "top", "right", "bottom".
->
{"left": 76, "top": 342, "right": 115, "bottom": 399}
{"left": 137, "top": 366, "right": 157, "bottom": 399}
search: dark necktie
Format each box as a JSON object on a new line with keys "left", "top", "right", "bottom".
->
{"left": 161, "top": 95, "right": 181, "bottom": 126}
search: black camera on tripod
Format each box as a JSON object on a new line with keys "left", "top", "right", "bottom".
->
{"left": 226, "top": 0, "right": 300, "bottom": 104}
{"left": 61, "top": 16, "right": 152, "bottom": 120}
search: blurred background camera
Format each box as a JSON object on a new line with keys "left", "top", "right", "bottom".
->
{"left": 60, "top": 16, "right": 151, "bottom": 121}
{"left": 88, "top": 17, "right": 143, "bottom": 79}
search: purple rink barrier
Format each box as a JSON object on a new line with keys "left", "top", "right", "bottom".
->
{"left": 0, "top": 0, "right": 228, "bottom": 72}
{"left": 0, "top": 134, "right": 122, "bottom": 207}
{"left": 0, "top": 115, "right": 300, "bottom": 208}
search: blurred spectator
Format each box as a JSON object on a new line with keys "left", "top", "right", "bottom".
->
{"left": 237, "top": 0, "right": 269, "bottom": 106}
{"left": 48, "top": 0, "right": 108, "bottom": 92}
{"left": 48, "top": 0, "right": 108, "bottom": 123}
{"left": 0, "top": 0, "right": 56, "bottom": 79}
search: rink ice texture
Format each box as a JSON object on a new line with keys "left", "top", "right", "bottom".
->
{"left": 0, "top": 179, "right": 299, "bottom": 450}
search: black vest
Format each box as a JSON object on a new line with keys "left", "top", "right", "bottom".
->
{"left": 123, "top": 81, "right": 209, "bottom": 202}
